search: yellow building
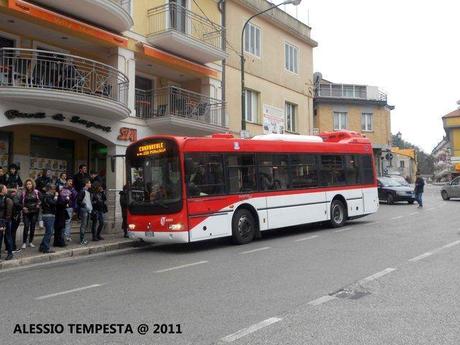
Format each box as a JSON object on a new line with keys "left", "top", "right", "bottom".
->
{"left": 313, "top": 76, "right": 394, "bottom": 175}
{"left": 442, "top": 108, "right": 460, "bottom": 174}
{"left": 225, "top": 0, "right": 317, "bottom": 136}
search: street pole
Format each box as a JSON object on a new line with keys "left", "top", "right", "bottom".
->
{"left": 240, "top": 0, "right": 302, "bottom": 137}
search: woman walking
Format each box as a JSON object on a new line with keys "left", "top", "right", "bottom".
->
{"left": 91, "top": 181, "right": 107, "bottom": 241}
{"left": 21, "top": 179, "right": 40, "bottom": 249}
{"left": 39, "top": 184, "right": 58, "bottom": 253}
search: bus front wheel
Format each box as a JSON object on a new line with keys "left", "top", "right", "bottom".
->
{"left": 329, "top": 200, "right": 346, "bottom": 228}
{"left": 232, "top": 209, "right": 256, "bottom": 245}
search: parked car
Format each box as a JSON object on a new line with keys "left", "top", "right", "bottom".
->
{"left": 440, "top": 176, "right": 460, "bottom": 200}
{"left": 377, "top": 177, "right": 415, "bottom": 204}
{"left": 385, "top": 174, "right": 410, "bottom": 187}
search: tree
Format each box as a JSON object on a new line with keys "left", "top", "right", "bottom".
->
{"left": 391, "top": 133, "right": 434, "bottom": 175}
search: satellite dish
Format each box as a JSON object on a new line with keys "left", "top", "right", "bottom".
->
{"left": 313, "top": 72, "right": 322, "bottom": 85}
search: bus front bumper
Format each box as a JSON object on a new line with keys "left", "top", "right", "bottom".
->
{"left": 128, "top": 230, "right": 189, "bottom": 243}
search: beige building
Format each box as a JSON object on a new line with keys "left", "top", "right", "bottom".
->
{"left": 224, "top": 0, "right": 317, "bottom": 136}
{"left": 314, "top": 76, "right": 394, "bottom": 175}
{"left": 389, "top": 147, "right": 417, "bottom": 183}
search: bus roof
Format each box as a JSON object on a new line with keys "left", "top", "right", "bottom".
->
{"left": 129, "top": 131, "right": 373, "bottom": 155}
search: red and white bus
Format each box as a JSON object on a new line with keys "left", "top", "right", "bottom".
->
{"left": 125, "top": 131, "right": 378, "bottom": 245}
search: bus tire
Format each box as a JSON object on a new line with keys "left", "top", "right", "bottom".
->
{"left": 329, "top": 199, "right": 346, "bottom": 228}
{"left": 232, "top": 208, "right": 256, "bottom": 245}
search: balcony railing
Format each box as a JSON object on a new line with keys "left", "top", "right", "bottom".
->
{"left": 147, "top": 3, "right": 224, "bottom": 51}
{"left": 0, "top": 48, "right": 129, "bottom": 106}
{"left": 135, "top": 86, "right": 226, "bottom": 127}
{"left": 112, "top": 0, "right": 131, "bottom": 14}
{"left": 316, "top": 83, "right": 387, "bottom": 102}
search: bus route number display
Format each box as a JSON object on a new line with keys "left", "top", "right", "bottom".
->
{"left": 136, "top": 142, "right": 166, "bottom": 157}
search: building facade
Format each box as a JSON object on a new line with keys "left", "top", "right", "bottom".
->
{"left": 224, "top": 0, "right": 317, "bottom": 136}
{"left": 313, "top": 76, "right": 394, "bottom": 175}
{"left": 432, "top": 137, "right": 452, "bottom": 182}
{"left": 442, "top": 107, "right": 460, "bottom": 178}
{"left": 389, "top": 147, "right": 417, "bottom": 182}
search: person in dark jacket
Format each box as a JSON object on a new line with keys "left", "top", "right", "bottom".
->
{"left": 5, "top": 163, "right": 22, "bottom": 189}
{"left": 21, "top": 178, "right": 40, "bottom": 249}
{"left": 35, "top": 169, "right": 51, "bottom": 193}
{"left": 90, "top": 181, "right": 106, "bottom": 241}
{"left": 414, "top": 172, "right": 425, "bottom": 208}
{"left": 119, "top": 184, "right": 129, "bottom": 238}
{"left": 74, "top": 164, "right": 90, "bottom": 193}
{"left": 7, "top": 187, "right": 22, "bottom": 252}
{"left": 39, "top": 184, "right": 58, "bottom": 253}
{"left": 53, "top": 187, "right": 70, "bottom": 248}
{"left": 0, "top": 167, "right": 6, "bottom": 185}
{"left": 61, "top": 177, "right": 77, "bottom": 242}
{"left": 55, "top": 172, "right": 67, "bottom": 191}
{"left": 0, "top": 184, "right": 14, "bottom": 261}
{"left": 76, "top": 179, "right": 92, "bottom": 245}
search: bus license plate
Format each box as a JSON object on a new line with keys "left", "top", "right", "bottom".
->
{"left": 145, "top": 231, "right": 154, "bottom": 237}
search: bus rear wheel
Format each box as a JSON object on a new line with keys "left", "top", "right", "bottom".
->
{"left": 232, "top": 209, "right": 256, "bottom": 245}
{"left": 329, "top": 200, "right": 346, "bottom": 228}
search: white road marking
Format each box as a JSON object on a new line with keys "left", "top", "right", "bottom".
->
{"left": 391, "top": 216, "right": 403, "bottom": 220}
{"left": 334, "top": 227, "right": 352, "bottom": 233}
{"left": 220, "top": 317, "right": 282, "bottom": 342}
{"left": 408, "top": 252, "right": 433, "bottom": 262}
{"left": 308, "top": 295, "right": 337, "bottom": 306}
{"left": 155, "top": 261, "right": 208, "bottom": 273}
{"left": 35, "top": 284, "right": 103, "bottom": 300}
{"left": 295, "top": 235, "right": 319, "bottom": 242}
{"left": 426, "top": 207, "right": 436, "bottom": 211}
{"left": 409, "top": 212, "right": 419, "bottom": 216}
{"left": 239, "top": 247, "right": 271, "bottom": 255}
{"left": 359, "top": 268, "right": 396, "bottom": 284}
{"left": 441, "top": 240, "right": 460, "bottom": 250}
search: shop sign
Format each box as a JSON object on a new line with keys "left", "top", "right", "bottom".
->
{"left": 263, "top": 104, "right": 284, "bottom": 135}
{"left": 117, "top": 127, "right": 137, "bottom": 142}
{"left": 4, "top": 110, "right": 111, "bottom": 133}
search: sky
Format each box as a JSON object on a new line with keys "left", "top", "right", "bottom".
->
{"left": 279, "top": 0, "right": 460, "bottom": 153}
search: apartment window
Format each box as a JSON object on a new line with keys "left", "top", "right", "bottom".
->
{"left": 244, "top": 23, "right": 261, "bottom": 57}
{"left": 244, "top": 89, "right": 259, "bottom": 123}
{"left": 284, "top": 42, "right": 298, "bottom": 73}
{"left": 285, "top": 102, "right": 297, "bottom": 132}
{"left": 361, "top": 113, "right": 373, "bottom": 131}
{"left": 400, "top": 160, "right": 405, "bottom": 168}
{"left": 333, "top": 112, "right": 347, "bottom": 130}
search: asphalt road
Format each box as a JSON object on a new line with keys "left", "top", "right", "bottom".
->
{"left": 1, "top": 185, "right": 459, "bottom": 345}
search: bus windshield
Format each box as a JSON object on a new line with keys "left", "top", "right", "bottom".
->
{"left": 127, "top": 139, "right": 182, "bottom": 215}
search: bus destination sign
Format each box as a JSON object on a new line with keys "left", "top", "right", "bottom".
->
{"left": 136, "top": 142, "right": 166, "bottom": 157}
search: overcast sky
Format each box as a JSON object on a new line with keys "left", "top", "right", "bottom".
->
{"left": 280, "top": 0, "right": 459, "bottom": 153}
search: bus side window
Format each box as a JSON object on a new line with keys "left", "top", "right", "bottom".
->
{"left": 226, "top": 154, "right": 256, "bottom": 193}
{"left": 360, "top": 155, "right": 374, "bottom": 184}
{"left": 185, "top": 154, "right": 225, "bottom": 198}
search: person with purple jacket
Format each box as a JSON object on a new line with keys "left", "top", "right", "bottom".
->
{"left": 61, "top": 177, "right": 77, "bottom": 242}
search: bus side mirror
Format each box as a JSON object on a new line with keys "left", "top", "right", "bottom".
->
{"left": 110, "top": 155, "right": 126, "bottom": 173}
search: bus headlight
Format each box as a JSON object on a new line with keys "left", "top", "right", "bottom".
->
{"left": 169, "top": 223, "right": 185, "bottom": 231}
{"left": 128, "top": 224, "right": 136, "bottom": 230}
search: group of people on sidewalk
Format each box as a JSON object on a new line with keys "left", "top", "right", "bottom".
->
{"left": 0, "top": 164, "right": 117, "bottom": 261}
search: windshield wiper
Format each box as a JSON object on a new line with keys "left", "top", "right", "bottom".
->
{"left": 152, "top": 200, "right": 169, "bottom": 209}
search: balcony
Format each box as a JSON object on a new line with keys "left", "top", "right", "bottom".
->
{"left": 147, "top": 3, "right": 227, "bottom": 64}
{"left": 0, "top": 48, "right": 130, "bottom": 119}
{"left": 135, "top": 86, "right": 227, "bottom": 135}
{"left": 32, "top": 0, "right": 133, "bottom": 32}
{"left": 316, "top": 83, "right": 387, "bottom": 102}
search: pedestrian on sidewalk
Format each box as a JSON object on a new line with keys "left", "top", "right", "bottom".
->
{"left": 90, "top": 181, "right": 106, "bottom": 241}
{"left": 119, "top": 184, "right": 129, "bottom": 238}
{"left": 0, "top": 184, "right": 14, "bottom": 261}
{"left": 76, "top": 179, "right": 92, "bottom": 245}
{"left": 35, "top": 169, "right": 51, "bottom": 194}
{"left": 39, "top": 184, "right": 57, "bottom": 253}
{"left": 21, "top": 179, "right": 40, "bottom": 249}
{"left": 53, "top": 185, "right": 70, "bottom": 248}
{"left": 74, "top": 164, "right": 90, "bottom": 193}
{"left": 55, "top": 172, "right": 67, "bottom": 191}
{"left": 414, "top": 172, "right": 425, "bottom": 208}
{"left": 7, "top": 186, "right": 22, "bottom": 253}
{"left": 61, "top": 177, "right": 77, "bottom": 242}
{"left": 6, "top": 164, "right": 22, "bottom": 189}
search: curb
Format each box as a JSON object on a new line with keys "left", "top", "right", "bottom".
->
{"left": 0, "top": 240, "right": 145, "bottom": 270}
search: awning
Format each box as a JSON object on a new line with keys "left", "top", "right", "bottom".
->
{"left": 7, "top": 0, "right": 128, "bottom": 48}
{"left": 141, "top": 43, "right": 218, "bottom": 79}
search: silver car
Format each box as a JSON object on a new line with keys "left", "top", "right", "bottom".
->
{"left": 441, "top": 176, "right": 460, "bottom": 200}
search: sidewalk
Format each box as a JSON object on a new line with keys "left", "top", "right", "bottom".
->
{"left": 0, "top": 231, "right": 145, "bottom": 270}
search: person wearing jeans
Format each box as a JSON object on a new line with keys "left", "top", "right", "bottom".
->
{"left": 0, "top": 184, "right": 13, "bottom": 261}
{"left": 39, "top": 184, "right": 57, "bottom": 253}
{"left": 77, "top": 179, "right": 92, "bottom": 245}
{"left": 414, "top": 172, "right": 425, "bottom": 208}
{"left": 21, "top": 179, "right": 41, "bottom": 249}
{"left": 61, "top": 178, "right": 77, "bottom": 242}
{"left": 90, "top": 181, "right": 107, "bottom": 241}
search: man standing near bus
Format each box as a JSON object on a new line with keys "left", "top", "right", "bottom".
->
{"left": 414, "top": 172, "right": 425, "bottom": 208}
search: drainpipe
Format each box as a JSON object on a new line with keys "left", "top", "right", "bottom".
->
{"left": 218, "top": 0, "right": 226, "bottom": 129}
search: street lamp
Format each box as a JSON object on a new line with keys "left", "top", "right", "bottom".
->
{"left": 240, "top": 0, "right": 302, "bottom": 137}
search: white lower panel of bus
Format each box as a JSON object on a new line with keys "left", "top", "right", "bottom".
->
{"left": 128, "top": 230, "right": 189, "bottom": 243}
